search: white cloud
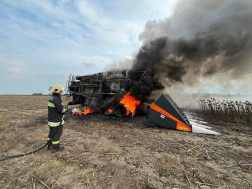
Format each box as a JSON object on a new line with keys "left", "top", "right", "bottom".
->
{"left": 5, "top": 60, "right": 22, "bottom": 66}
{"left": 7, "top": 67, "right": 22, "bottom": 74}
{"left": 83, "top": 62, "right": 95, "bottom": 68}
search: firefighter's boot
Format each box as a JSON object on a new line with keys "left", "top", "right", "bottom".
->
{"left": 51, "top": 143, "right": 65, "bottom": 151}
{"left": 48, "top": 140, "right": 52, "bottom": 150}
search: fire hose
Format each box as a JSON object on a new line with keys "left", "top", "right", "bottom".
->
{"left": 0, "top": 109, "right": 68, "bottom": 161}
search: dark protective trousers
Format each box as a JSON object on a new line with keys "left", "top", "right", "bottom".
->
{"left": 48, "top": 125, "right": 63, "bottom": 145}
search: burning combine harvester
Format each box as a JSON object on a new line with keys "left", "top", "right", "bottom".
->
{"left": 67, "top": 69, "right": 220, "bottom": 135}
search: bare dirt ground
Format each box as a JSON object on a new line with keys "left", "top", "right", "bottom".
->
{"left": 0, "top": 95, "right": 251, "bottom": 189}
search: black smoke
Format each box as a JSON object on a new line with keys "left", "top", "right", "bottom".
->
{"left": 131, "top": 0, "right": 252, "bottom": 90}
{"left": 129, "top": 77, "right": 164, "bottom": 100}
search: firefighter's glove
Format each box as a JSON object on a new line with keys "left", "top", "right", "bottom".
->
{"left": 64, "top": 105, "right": 69, "bottom": 114}
{"left": 62, "top": 108, "right": 68, "bottom": 114}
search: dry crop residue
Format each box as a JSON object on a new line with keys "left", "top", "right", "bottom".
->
{"left": 0, "top": 95, "right": 251, "bottom": 189}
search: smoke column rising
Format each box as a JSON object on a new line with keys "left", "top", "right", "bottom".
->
{"left": 131, "top": 0, "right": 252, "bottom": 91}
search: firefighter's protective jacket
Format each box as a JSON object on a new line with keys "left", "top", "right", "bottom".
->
{"left": 48, "top": 93, "right": 67, "bottom": 127}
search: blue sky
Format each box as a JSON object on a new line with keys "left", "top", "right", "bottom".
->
{"left": 0, "top": 0, "right": 178, "bottom": 94}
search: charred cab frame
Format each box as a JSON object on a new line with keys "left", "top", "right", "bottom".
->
{"left": 67, "top": 69, "right": 153, "bottom": 113}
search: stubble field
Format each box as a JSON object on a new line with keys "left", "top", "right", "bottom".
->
{"left": 0, "top": 95, "right": 251, "bottom": 189}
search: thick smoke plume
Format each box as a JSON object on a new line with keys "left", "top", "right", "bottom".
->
{"left": 129, "top": 77, "right": 164, "bottom": 100}
{"left": 131, "top": 0, "right": 252, "bottom": 91}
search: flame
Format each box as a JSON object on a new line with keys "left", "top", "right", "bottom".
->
{"left": 73, "top": 110, "right": 82, "bottom": 115}
{"left": 120, "top": 92, "right": 141, "bottom": 117}
{"left": 106, "top": 109, "right": 113, "bottom": 113}
{"left": 83, "top": 107, "right": 93, "bottom": 115}
{"left": 72, "top": 93, "right": 141, "bottom": 117}
{"left": 73, "top": 107, "right": 93, "bottom": 115}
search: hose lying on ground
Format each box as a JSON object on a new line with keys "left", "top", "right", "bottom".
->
{"left": 0, "top": 121, "right": 63, "bottom": 161}
{"left": 0, "top": 108, "right": 70, "bottom": 161}
{"left": 0, "top": 141, "right": 51, "bottom": 161}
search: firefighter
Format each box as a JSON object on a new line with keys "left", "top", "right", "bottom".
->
{"left": 47, "top": 84, "right": 68, "bottom": 151}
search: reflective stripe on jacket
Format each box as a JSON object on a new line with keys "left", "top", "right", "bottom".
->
{"left": 48, "top": 120, "right": 65, "bottom": 127}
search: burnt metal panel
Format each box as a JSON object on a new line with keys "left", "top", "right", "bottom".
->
{"left": 147, "top": 109, "right": 177, "bottom": 129}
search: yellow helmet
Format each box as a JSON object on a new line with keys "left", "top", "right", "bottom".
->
{"left": 49, "top": 84, "right": 65, "bottom": 93}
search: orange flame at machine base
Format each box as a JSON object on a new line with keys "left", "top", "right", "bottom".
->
{"left": 72, "top": 93, "right": 141, "bottom": 117}
{"left": 105, "top": 109, "right": 113, "bottom": 114}
{"left": 73, "top": 107, "right": 93, "bottom": 115}
{"left": 120, "top": 92, "right": 141, "bottom": 117}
